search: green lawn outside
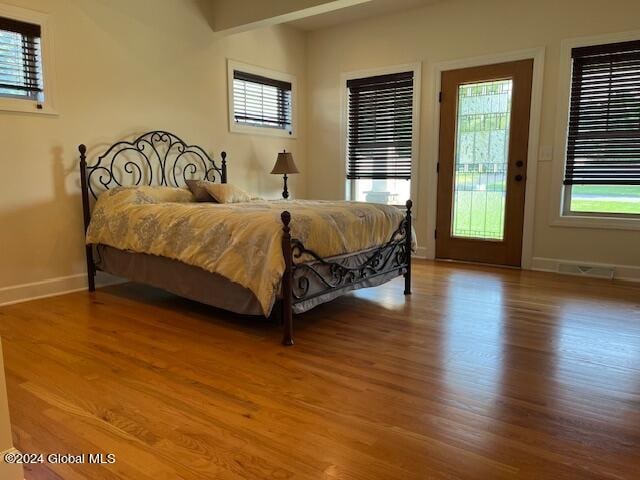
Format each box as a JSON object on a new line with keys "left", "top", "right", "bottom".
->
{"left": 452, "top": 184, "right": 640, "bottom": 240}
{"left": 452, "top": 191, "right": 505, "bottom": 240}
{"left": 569, "top": 185, "right": 640, "bottom": 214}
{"left": 452, "top": 175, "right": 640, "bottom": 227}
{"left": 570, "top": 200, "right": 640, "bottom": 214}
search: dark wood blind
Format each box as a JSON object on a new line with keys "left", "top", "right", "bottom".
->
{"left": 233, "top": 70, "right": 292, "bottom": 132}
{"left": 347, "top": 71, "right": 414, "bottom": 180}
{"left": 564, "top": 40, "right": 640, "bottom": 185}
{"left": 0, "top": 16, "right": 42, "bottom": 96}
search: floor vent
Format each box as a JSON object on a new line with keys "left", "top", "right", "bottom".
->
{"left": 557, "top": 263, "right": 615, "bottom": 280}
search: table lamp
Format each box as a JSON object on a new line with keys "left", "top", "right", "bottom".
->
{"left": 270, "top": 150, "right": 299, "bottom": 199}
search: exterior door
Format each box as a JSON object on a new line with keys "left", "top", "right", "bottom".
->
{"left": 436, "top": 60, "right": 533, "bottom": 267}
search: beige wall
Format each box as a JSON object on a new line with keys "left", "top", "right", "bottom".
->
{"left": 305, "top": 0, "right": 640, "bottom": 267}
{"left": 0, "top": 0, "right": 307, "bottom": 292}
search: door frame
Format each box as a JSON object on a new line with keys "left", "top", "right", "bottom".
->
{"left": 424, "top": 48, "right": 545, "bottom": 269}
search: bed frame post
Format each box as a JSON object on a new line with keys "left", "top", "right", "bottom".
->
{"left": 79, "top": 144, "right": 96, "bottom": 292}
{"left": 221, "top": 151, "right": 227, "bottom": 184}
{"left": 280, "top": 211, "right": 294, "bottom": 346}
{"left": 404, "top": 199, "right": 412, "bottom": 295}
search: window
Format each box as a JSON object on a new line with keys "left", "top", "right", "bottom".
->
{"left": 346, "top": 71, "right": 415, "bottom": 206}
{"left": 0, "top": 15, "right": 43, "bottom": 102}
{"left": 0, "top": 3, "right": 53, "bottom": 114}
{"left": 563, "top": 39, "right": 640, "bottom": 217}
{"left": 228, "top": 60, "right": 295, "bottom": 137}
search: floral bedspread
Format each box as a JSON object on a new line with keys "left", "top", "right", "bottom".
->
{"left": 86, "top": 186, "right": 413, "bottom": 315}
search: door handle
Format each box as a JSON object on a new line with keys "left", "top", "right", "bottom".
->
{"left": 515, "top": 174, "right": 523, "bottom": 182}
{"left": 516, "top": 160, "right": 524, "bottom": 167}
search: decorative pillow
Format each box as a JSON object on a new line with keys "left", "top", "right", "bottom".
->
{"left": 202, "top": 183, "right": 252, "bottom": 203}
{"left": 186, "top": 179, "right": 215, "bottom": 202}
{"left": 117, "top": 185, "right": 195, "bottom": 203}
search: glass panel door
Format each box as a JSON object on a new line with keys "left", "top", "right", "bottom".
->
{"left": 436, "top": 60, "right": 533, "bottom": 267}
{"left": 451, "top": 80, "right": 513, "bottom": 240}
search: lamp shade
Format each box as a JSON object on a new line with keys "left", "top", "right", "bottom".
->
{"left": 270, "top": 151, "right": 299, "bottom": 175}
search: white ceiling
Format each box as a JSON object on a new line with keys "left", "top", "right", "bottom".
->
{"left": 289, "top": 0, "right": 443, "bottom": 30}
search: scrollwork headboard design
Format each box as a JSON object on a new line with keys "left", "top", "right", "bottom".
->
{"left": 77, "top": 130, "right": 227, "bottom": 293}
{"left": 79, "top": 130, "right": 227, "bottom": 200}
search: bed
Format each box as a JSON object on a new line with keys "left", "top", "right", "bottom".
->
{"left": 79, "top": 130, "right": 414, "bottom": 345}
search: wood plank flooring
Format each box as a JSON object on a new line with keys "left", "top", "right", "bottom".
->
{"left": 0, "top": 260, "right": 639, "bottom": 479}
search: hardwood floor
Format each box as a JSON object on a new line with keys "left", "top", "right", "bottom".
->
{"left": 0, "top": 260, "right": 639, "bottom": 479}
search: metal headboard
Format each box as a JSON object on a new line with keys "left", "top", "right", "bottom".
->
{"left": 78, "top": 130, "right": 227, "bottom": 292}
{"left": 79, "top": 130, "right": 227, "bottom": 200}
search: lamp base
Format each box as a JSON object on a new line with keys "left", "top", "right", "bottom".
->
{"left": 282, "top": 174, "right": 289, "bottom": 199}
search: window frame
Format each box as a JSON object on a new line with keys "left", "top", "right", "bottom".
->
{"left": 551, "top": 30, "right": 640, "bottom": 231}
{"left": 341, "top": 62, "right": 421, "bottom": 209}
{"left": 227, "top": 59, "right": 297, "bottom": 139}
{"left": 0, "top": 2, "right": 56, "bottom": 115}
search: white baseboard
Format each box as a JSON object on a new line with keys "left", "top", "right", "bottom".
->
{"left": 0, "top": 272, "right": 124, "bottom": 307}
{"left": 3, "top": 256, "right": 634, "bottom": 307}
{"left": 0, "top": 447, "right": 24, "bottom": 480}
{"left": 531, "top": 257, "right": 640, "bottom": 282}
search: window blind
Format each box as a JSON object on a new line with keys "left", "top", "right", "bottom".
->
{"left": 0, "top": 16, "right": 42, "bottom": 98}
{"left": 564, "top": 40, "right": 640, "bottom": 185}
{"left": 233, "top": 70, "right": 292, "bottom": 132}
{"left": 347, "top": 71, "right": 414, "bottom": 180}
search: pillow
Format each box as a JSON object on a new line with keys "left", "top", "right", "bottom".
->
{"left": 120, "top": 185, "right": 195, "bottom": 203}
{"left": 202, "top": 183, "right": 252, "bottom": 203}
{"left": 186, "top": 179, "right": 215, "bottom": 202}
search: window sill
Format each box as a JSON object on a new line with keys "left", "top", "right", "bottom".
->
{"left": 551, "top": 213, "right": 640, "bottom": 231}
{"left": 0, "top": 99, "right": 58, "bottom": 116}
{"left": 229, "top": 122, "right": 295, "bottom": 139}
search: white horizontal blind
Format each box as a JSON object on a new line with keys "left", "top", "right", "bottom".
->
{"left": 233, "top": 70, "right": 292, "bottom": 133}
{"left": 0, "top": 16, "right": 42, "bottom": 99}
